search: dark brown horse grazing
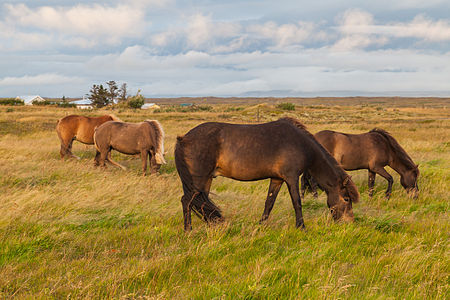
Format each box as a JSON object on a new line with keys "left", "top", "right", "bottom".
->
{"left": 175, "top": 117, "right": 359, "bottom": 231}
{"left": 56, "top": 114, "right": 121, "bottom": 159}
{"left": 301, "top": 128, "right": 419, "bottom": 199}
{"left": 93, "top": 120, "right": 166, "bottom": 175}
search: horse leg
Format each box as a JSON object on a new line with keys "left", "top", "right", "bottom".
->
{"left": 93, "top": 150, "right": 101, "bottom": 166}
{"left": 149, "top": 151, "right": 160, "bottom": 174}
{"left": 140, "top": 150, "right": 148, "bottom": 176}
{"left": 309, "top": 175, "right": 319, "bottom": 199}
{"left": 301, "top": 172, "right": 318, "bottom": 199}
{"left": 67, "top": 138, "right": 80, "bottom": 160}
{"left": 98, "top": 149, "right": 108, "bottom": 168}
{"left": 286, "top": 178, "right": 305, "bottom": 229}
{"left": 368, "top": 170, "right": 376, "bottom": 198}
{"left": 106, "top": 152, "right": 127, "bottom": 170}
{"left": 60, "top": 144, "right": 67, "bottom": 159}
{"left": 181, "top": 195, "right": 192, "bottom": 231}
{"left": 260, "top": 178, "right": 283, "bottom": 223}
{"left": 372, "top": 167, "right": 393, "bottom": 199}
{"left": 181, "top": 176, "right": 214, "bottom": 231}
{"left": 300, "top": 175, "right": 307, "bottom": 198}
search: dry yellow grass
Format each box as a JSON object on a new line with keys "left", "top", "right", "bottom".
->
{"left": 0, "top": 99, "right": 449, "bottom": 298}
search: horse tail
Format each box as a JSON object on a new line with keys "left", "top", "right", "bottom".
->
{"left": 174, "top": 136, "right": 223, "bottom": 223}
{"left": 93, "top": 126, "right": 100, "bottom": 151}
{"left": 55, "top": 118, "right": 63, "bottom": 141}
{"left": 145, "top": 120, "right": 166, "bottom": 164}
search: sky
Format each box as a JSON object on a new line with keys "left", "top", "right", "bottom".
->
{"left": 1, "top": 0, "right": 450, "bottom": 98}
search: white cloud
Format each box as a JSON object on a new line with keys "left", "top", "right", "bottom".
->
{"left": 80, "top": 45, "right": 450, "bottom": 96}
{"left": 389, "top": 15, "right": 450, "bottom": 41}
{"left": 334, "top": 9, "right": 450, "bottom": 50}
{"left": 2, "top": 3, "right": 149, "bottom": 47}
{"left": 8, "top": 3, "right": 145, "bottom": 36}
{"left": 248, "top": 21, "right": 317, "bottom": 47}
{"left": 150, "top": 16, "right": 319, "bottom": 53}
{"left": 0, "top": 73, "right": 83, "bottom": 86}
{"left": 123, "top": 0, "right": 173, "bottom": 8}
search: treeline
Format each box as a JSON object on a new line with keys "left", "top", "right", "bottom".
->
{"left": 87, "top": 80, "right": 145, "bottom": 109}
{"left": 0, "top": 98, "right": 24, "bottom": 106}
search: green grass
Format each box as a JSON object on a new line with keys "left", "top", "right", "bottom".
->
{"left": 0, "top": 101, "right": 449, "bottom": 298}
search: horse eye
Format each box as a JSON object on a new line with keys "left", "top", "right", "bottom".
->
{"left": 330, "top": 208, "right": 335, "bottom": 215}
{"left": 344, "top": 198, "right": 350, "bottom": 202}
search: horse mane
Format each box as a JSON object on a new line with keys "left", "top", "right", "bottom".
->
{"left": 370, "top": 128, "right": 416, "bottom": 170}
{"left": 108, "top": 114, "right": 122, "bottom": 122}
{"left": 279, "top": 117, "right": 307, "bottom": 130}
{"left": 280, "top": 117, "right": 359, "bottom": 203}
{"left": 145, "top": 119, "right": 166, "bottom": 164}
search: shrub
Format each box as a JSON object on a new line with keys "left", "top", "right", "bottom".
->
{"left": 276, "top": 102, "right": 295, "bottom": 111}
{"left": 128, "top": 94, "right": 145, "bottom": 109}
{"left": 32, "top": 100, "right": 55, "bottom": 106}
{"left": 0, "top": 98, "right": 24, "bottom": 106}
{"left": 57, "top": 102, "right": 76, "bottom": 108}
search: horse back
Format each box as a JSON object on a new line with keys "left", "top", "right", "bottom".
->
{"left": 182, "top": 121, "right": 312, "bottom": 181}
{"left": 315, "top": 130, "right": 390, "bottom": 170}
{"left": 95, "top": 121, "right": 157, "bottom": 155}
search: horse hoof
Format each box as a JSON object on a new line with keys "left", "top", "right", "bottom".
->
{"left": 296, "top": 223, "right": 306, "bottom": 230}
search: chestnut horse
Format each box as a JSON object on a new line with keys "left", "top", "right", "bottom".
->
{"left": 56, "top": 114, "right": 121, "bottom": 159}
{"left": 93, "top": 120, "right": 166, "bottom": 175}
{"left": 301, "top": 128, "right": 419, "bottom": 199}
{"left": 175, "top": 117, "right": 359, "bottom": 231}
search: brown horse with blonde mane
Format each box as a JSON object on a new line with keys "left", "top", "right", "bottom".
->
{"left": 175, "top": 117, "right": 359, "bottom": 231}
{"left": 93, "top": 120, "right": 166, "bottom": 175}
{"left": 56, "top": 114, "right": 121, "bottom": 159}
{"left": 301, "top": 128, "right": 419, "bottom": 199}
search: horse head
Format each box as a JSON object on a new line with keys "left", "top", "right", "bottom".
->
{"left": 328, "top": 175, "right": 359, "bottom": 223}
{"left": 401, "top": 164, "right": 420, "bottom": 199}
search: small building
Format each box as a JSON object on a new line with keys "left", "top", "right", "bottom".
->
{"left": 141, "top": 103, "right": 160, "bottom": 110}
{"left": 16, "top": 95, "right": 45, "bottom": 105}
{"left": 72, "top": 98, "right": 93, "bottom": 109}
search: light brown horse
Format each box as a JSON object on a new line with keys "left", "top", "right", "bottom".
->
{"left": 302, "top": 128, "right": 419, "bottom": 199}
{"left": 56, "top": 114, "right": 121, "bottom": 159}
{"left": 175, "top": 117, "right": 359, "bottom": 231}
{"left": 93, "top": 120, "right": 166, "bottom": 175}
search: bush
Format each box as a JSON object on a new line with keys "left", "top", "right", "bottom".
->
{"left": 276, "top": 102, "right": 296, "bottom": 111}
{"left": 0, "top": 98, "right": 24, "bottom": 106}
{"left": 32, "top": 100, "right": 55, "bottom": 106}
{"left": 128, "top": 94, "right": 145, "bottom": 109}
{"left": 58, "top": 102, "right": 76, "bottom": 108}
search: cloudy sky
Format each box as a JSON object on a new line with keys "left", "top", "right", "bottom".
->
{"left": 1, "top": 0, "right": 450, "bottom": 98}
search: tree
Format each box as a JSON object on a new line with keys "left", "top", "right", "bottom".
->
{"left": 62, "top": 95, "right": 67, "bottom": 103}
{"left": 106, "top": 80, "right": 119, "bottom": 104}
{"left": 118, "top": 83, "right": 128, "bottom": 103}
{"left": 128, "top": 90, "right": 145, "bottom": 109}
{"left": 88, "top": 84, "right": 109, "bottom": 108}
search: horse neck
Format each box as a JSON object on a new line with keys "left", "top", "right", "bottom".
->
{"left": 98, "top": 115, "right": 112, "bottom": 123}
{"left": 389, "top": 150, "right": 415, "bottom": 177}
{"left": 308, "top": 151, "right": 342, "bottom": 194}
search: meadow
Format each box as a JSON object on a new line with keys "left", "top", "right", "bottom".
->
{"left": 0, "top": 98, "right": 449, "bottom": 299}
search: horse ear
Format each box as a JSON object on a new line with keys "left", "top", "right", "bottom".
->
{"left": 415, "top": 164, "right": 419, "bottom": 169}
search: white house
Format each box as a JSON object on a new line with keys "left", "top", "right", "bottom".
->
{"left": 141, "top": 103, "right": 160, "bottom": 110}
{"left": 16, "top": 95, "right": 45, "bottom": 105}
{"left": 72, "top": 98, "right": 93, "bottom": 109}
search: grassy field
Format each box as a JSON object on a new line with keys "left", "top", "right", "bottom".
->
{"left": 0, "top": 99, "right": 449, "bottom": 299}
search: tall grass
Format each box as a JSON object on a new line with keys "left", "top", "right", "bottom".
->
{"left": 0, "top": 102, "right": 448, "bottom": 298}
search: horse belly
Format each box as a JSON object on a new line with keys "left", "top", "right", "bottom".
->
{"left": 76, "top": 128, "right": 95, "bottom": 144}
{"left": 215, "top": 153, "right": 281, "bottom": 181}
{"left": 111, "top": 143, "right": 140, "bottom": 155}
{"left": 334, "top": 148, "right": 368, "bottom": 170}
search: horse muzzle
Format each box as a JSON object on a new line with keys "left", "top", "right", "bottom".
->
{"left": 407, "top": 187, "right": 419, "bottom": 199}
